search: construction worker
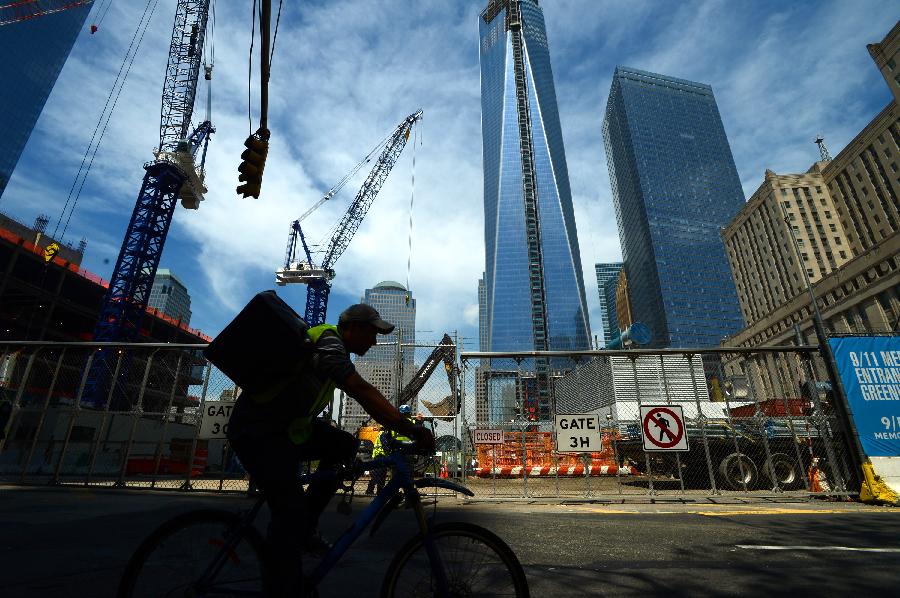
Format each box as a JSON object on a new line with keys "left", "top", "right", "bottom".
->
{"left": 226, "top": 304, "right": 434, "bottom": 597}
{"left": 389, "top": 404, "right": 417, "bottom": 445}
{"left": 365, "top": 426, "right": 387, "bottom": 495}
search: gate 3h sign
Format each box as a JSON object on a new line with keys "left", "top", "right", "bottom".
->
{"left": 555, "top": 414, "right": 602, "bottom": 453}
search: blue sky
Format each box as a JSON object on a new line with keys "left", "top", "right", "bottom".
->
{"left": 0, "top": 0, "right": 896, "bottom": 347}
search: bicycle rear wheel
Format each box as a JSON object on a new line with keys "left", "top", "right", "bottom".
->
{"left": 381, "top": 521, "right": 529, "bottom": 597}
{"left": 117, "top": 509, "right": 269, "bottom": 597}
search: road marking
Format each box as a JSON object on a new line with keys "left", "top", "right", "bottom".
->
{"left": 737, "top": 545, "right": 900, "bottom": 553}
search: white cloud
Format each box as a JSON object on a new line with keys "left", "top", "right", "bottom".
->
{"left": 2, "top": 0, "right": 895, "bottom": 348}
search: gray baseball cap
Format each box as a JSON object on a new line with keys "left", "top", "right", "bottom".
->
{"left": 338, "top": 304, "right": 395, "bottom": 333}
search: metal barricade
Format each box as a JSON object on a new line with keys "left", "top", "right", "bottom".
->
{"left": 458, "top": 346, "right": 856, "bottom": 500}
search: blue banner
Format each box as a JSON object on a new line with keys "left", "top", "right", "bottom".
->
{"left": 828, "top": 335, "right": 900, "bottom": 457}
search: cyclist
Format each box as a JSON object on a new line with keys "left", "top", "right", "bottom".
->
{"left": 226, "top": 303, "right": 434, "bottom": 597}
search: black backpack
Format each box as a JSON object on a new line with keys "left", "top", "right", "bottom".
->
{"left": 203, "top": 291, "right": 314, "bottom": 397}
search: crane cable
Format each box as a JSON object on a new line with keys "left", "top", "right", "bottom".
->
{"left": 405, "top": 123, "right": 420, "bottom": 304}
{"left": 94, "top": 0, "right": 114, "bottom": 28}
{"left": 309, "top": 129, "right": 397, "bottom": 257}
{"left": 52, "top": 0, "right": 160, "bottom": 242}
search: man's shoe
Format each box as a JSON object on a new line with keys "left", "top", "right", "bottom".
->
{"left": 303, "top": 532, "right": 332, "bottom": 558}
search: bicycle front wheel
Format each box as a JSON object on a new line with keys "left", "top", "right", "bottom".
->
{"left": 381, "top": 521, "right": 529, "bottom": 597}
{"left": 117, "top": 509, "right": 269, "bottom": 598}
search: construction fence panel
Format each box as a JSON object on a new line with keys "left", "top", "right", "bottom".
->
{"left": 459, "top": 347, "right": 857, "bottom": 500}
{"left": 1, "top": 341, "right": 857, "bottom": 502}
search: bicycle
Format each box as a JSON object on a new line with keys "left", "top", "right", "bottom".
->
{"left": 117, "top": 441, "right": 530, "bottom": 597}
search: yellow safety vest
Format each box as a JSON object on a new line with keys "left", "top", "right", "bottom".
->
{"left": 286, "top": 323, "right": 341, "bottom": 445}
{"left": 372, "top": 432, "right": 385, "bottom": 458}
{"left": 390, "top": 416, "right": 416, "bottom": 443}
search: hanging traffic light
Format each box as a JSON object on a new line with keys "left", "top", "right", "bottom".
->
{"left": 236, "top": 127, "right": 270, "bottom": 199}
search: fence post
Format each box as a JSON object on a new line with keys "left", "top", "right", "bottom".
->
{"left": 661, "top": 355, "right": 685, "bottom": 495}
{"left": 802, "top": 351, "right": 848, "bottom": 494}
{"left": 150, "top": 352, "right": 184, "bottom": 488}
{"left": 52, "top": 348, "right": 96, "bottom": 484}
{"left": 720, "top": 357, "right": 751, "bottom": 494}
{"left": 688, "top": 354, "right": 718, "bottom": 495}
{"left": 182, "top": 359, "right": 212, "bottom": 491}
{"left": 744, "top": 354, "right": 779, "bottom": 493}
{"left": 2, "top": 347, "right": 40, "bottom": 459}
{"left": 86, "top": 348, "right": 125, "bottom": 485}
{"left": 117, "top": 349, "right": 160, "bottom": 488}
{"left": 20, "top": 348, "right": 66, "bottom": 483}
{"left": 629, "top": 355, "right": 655, "bottom": 496}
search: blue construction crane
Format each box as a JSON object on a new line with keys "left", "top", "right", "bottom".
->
{"left": 93, "top": 0, "right": 212, "bottom": 343}
{"left": 275, "top": 109, "right": 423, "bottom": 326}
{"left": 85, "top": 0, "right": 213, "bottom": 403}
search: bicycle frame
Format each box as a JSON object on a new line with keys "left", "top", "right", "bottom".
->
{"left": 192, "top": 451, "right": 473, "bottom": 597}
{"left": 306, "top": 451, "right": 458, "bottom": 597}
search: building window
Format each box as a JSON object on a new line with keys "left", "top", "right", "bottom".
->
{"left": 824, "top": 211, "right": 831, "bottom": 218}
{"left": 781, "top": 188, "right": 788, "bottom": 197}
{"left": 807, "top": 269, "right": 815, "bottom": 277}
{"left": 815, "top": 186, "right": 822, "bottom": 193}
{"left": 829, "top": 223, "right": 837, "bottom": 232}
{"left": 801, "top": 252, "right": 809, "bottom": 260}
{"left": 888, "top": 58, "right": 897, "bottom": 70}
{"left": 835, "top": 237, "right": 842, "bottom": 245}
{"left": 797, "top": 238, "right": 805, "bottom": 246}
{"left": 839, "top": 250, "right": 847, "bottom": 259}
{"left": 891, "top": 163, "right": 898, "bottom": 173}
{"left": 782, "top": 200, "right": 790, "bottom": 208}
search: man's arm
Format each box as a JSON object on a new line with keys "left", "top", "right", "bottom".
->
{"left": 341, "top": 372, "right": 433, "bottom": 449}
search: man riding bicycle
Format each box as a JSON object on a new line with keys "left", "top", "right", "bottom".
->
{"left": 226, "top": 303, "right": 434, "bottom": 596}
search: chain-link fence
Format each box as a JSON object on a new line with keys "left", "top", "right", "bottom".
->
{"left": 0, "top": 338, "right": 464, "bottom": 495}
{"left": 457, "top": 346, "right": 857, "bottom": 499}
{"left": 0, "top": 341, "right": 859, "bottom": 501}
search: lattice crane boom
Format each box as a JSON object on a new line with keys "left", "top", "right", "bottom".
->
{"left": 275, "top": 109, "right": 422, "bottom": 327}
{"left": 85, "top": 0, "right": 212, "bottom": 405}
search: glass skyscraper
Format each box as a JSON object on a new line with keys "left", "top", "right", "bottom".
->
{"left": 602, "top": 67, "right": 745, "bottom": 348}
{"left": 148, "top": 269, "right": 192, "bottom": 324}
{"left": 594, "top": 262, "right": 622, "bottom": 343}
{"left": 478, "top": 0, "right": 591, "bottom": 355}
{"left": 345, "top": 281, "right": 417, "bottom": 423}
{"left": 0, "top": 6, "right": 91, "bottom": 197}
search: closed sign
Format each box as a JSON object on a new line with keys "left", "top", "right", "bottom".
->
{"left": 473, "top": 429, "right": 504, "bottom": 444}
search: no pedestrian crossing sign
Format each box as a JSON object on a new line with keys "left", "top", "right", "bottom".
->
{"left": 640, "top": 405, "right": 689, "bottom": 452}
{"left": 555, "top": 413, "right": 602, "bottom": 453}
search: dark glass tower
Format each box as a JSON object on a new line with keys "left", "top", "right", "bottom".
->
{"left": 0, "top": 6, "right": 91, "bottom": 197}
{"left": 478, "top": 0, "right": 591, "bottom": 356}
{"left": 602, "top": 67, "right": 745, "bottom": 348}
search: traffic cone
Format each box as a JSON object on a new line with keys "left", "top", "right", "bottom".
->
{"left": 440, "top": 464, "right": 448, "bottom": 479}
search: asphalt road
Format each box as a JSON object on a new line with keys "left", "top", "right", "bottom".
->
{"left": 1, "top": 485, "right": 898, "bottom": 597}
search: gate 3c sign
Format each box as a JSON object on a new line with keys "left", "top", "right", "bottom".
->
{"left": 640, "top": 405, "right": 689, "bottom": 452}
{"left": 199, "top": 402, "right": 234, "bottom": 439}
